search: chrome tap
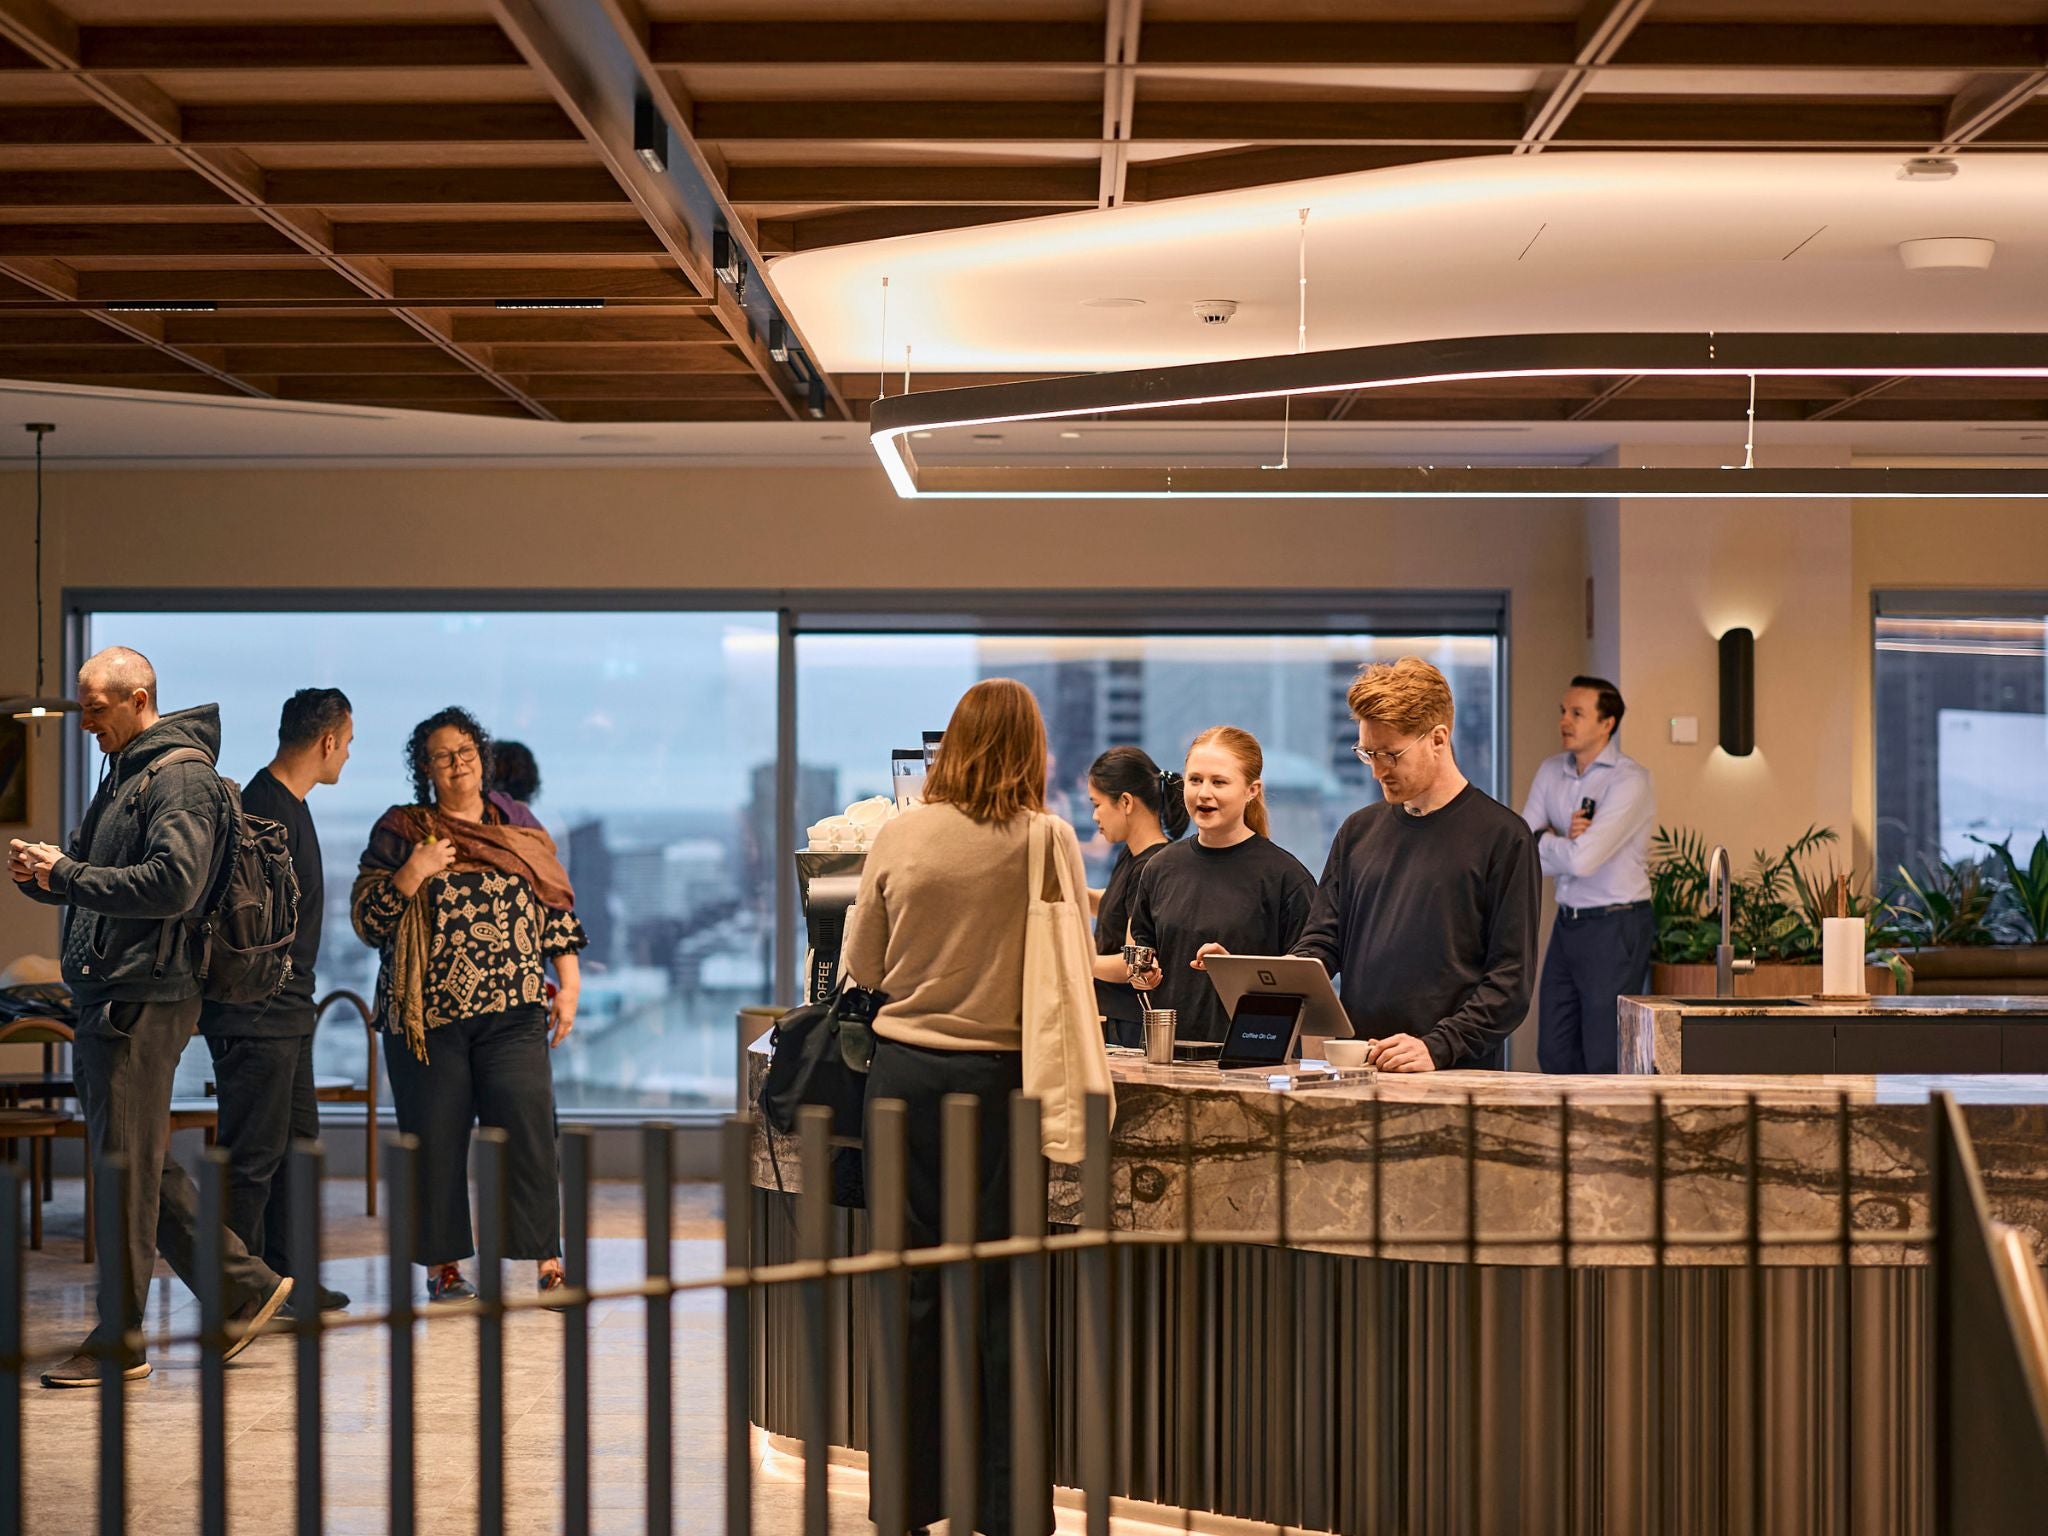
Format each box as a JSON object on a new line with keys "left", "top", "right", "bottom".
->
{"left": 1706, "top": 845, "right": 1757, "bottom": 998}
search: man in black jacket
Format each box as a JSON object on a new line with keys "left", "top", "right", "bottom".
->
{"left": 8, "top": 647, "right": 291, "bottom": 1385}
{"left": 202, "top": 687, "right": 353, "bottom": 1315}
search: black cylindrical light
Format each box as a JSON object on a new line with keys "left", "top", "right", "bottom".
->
{"left": 1719, "top": 627, "right": 1755, "bottom": 756}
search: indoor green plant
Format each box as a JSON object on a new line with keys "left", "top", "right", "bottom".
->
{"left": 1886, "top": 834, "right": 2048, "bottom": 995}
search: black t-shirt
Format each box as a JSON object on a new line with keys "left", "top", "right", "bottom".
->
{"left": 1094, "top": 840, "right": 1169, "bottom": 1026}
{"left": 1129, "top": 834, "right": 1317, "bottom": 1043}
{"left": 1292, "top": 783, "right": 1539, "bottom": 1070}
{"left": 200, "top": 767, "right": 321, "bottom": 1038}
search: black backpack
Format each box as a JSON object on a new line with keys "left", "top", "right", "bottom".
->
{"left": 758, "top": 981, "right": 885, "bottom": 1142}
{"left": 143, "top": 747, "right": 301, "bottom": 1007}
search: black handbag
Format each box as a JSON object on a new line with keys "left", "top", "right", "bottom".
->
{"left": 759, "top": 981, "right": 886, "bottom": 1142}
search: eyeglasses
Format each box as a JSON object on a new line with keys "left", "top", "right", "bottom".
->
{"left": 426, "top": 745, "right": 480, "bottom": 769}
{"left": 1353, "top": 736, "right": 1423, "bottom": 768}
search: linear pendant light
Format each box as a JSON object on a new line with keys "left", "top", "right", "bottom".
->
{"left": 867, "top": 332, "right": 2048, "bottom": 499}
{"left": 3, "top": 423, "right": 80, "bottom": 721}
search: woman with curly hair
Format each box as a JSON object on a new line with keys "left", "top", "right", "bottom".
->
{"left": 350, "top": 706, "right": 586, "bottom": 1303}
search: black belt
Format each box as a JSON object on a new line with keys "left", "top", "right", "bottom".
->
{"left": 1558, "top": 899, "right": 1651, "bottom": 921}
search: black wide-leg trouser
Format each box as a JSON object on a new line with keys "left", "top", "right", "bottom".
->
{"left": 863, "top": 1034, "right": 1052, "bottom": 1536}
{"left": 381, "top": 1003, "right": 560, "bottom": 1266}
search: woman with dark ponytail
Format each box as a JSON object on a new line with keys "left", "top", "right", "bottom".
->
{"left": 1128, "top": 726, "right": 1317, "bottom": 1043}
{"left": 1084, "top": 746, "right": 1188, "bottom": 1046}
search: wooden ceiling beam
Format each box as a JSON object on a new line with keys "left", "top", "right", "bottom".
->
{"left": 757, "top": 205, "right": 1075, "bottom": 253}
{"left": 1519, "top": 0, "right": 1658, "bottom": 153}
{"left": 0, "top": 5, "right": 558, "bottom": 420}
{"left": 1099, "top": 0, "right": 1142, "bottom": 208}
{"left": 178, "top": 103, "right": 580, "bottom": 147}
{"left": 0, "top": 169, "right": 236, "bottom": 207}
{"left": 646, "top": 20, "right": 2045, "bottom": 73}
{"left": 490, "top": 0, "right": 837, "bottom": 421}
{"left": 475, "top": 341, "right": 754, "bottom": 374}
{"left": 332, "top": 220, "right": 664, "bottom": 256}
{"left": 393, "top": 267, "right": 703, "bottom": 301}
{"left": 495, "top": 372, "right": 772, "bottom": 400}
{"left": 79, "top": 24, "right": 527, "bottom": 72}
{"left": 0, "top": 221, "right": 302, "bottom": 258}
{"left": 213, "top": 345, "right": 480, "bottom": 376}
{"left": 159, "top": 314, "right": 424, "bottom": 346}
{"left": 1935, "top": 69, "right": 2048, "bottom": 150}
{"left": 1128, "top": 145, "right": 1497, "bottom": 200}
{"left": 726, "top": 164, "right": 1098, "bottom": 206}
{"left": 449, "top": 309, "right": 731, "bottom": 344}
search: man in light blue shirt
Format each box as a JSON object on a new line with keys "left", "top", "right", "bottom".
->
{"left": 1519, "top": 676, "right": 1655, "bottom": 1072}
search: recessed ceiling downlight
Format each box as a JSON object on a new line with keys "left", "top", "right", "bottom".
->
{"left": 1897, "top": 237, "right": 1995, "bottom": 271}
{"left": 1080, "top": 297, "right": 1145, "bottom": 309}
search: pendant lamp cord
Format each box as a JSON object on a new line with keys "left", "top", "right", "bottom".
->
{"left": 33, "top": 424, "right": 45, "bottom": 694}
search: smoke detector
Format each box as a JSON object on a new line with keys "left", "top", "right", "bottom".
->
{"left": 1897, "top": 236, "right": 1996, "bottom": 271}
{"left": 1192, "top": 299, "right": 1239, "bottom": 325}
{"left": 1898, "top": 156, "right": 1959, "bottom": 181}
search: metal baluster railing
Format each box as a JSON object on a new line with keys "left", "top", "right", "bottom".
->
{"left": 384, "top": 1133, "right": 419, "bottom": 1536}
{"left": 561, "top": 1126, "right": 593, "bottom": 1536}
{"left": 643, "top": 1124, "right": 675, "bottom": 1536}
{"left": 195, "top": 1149, "right": 229, "bottom": 1536}
{"left": 0, "top": 1164, "right": 23, "bottom": 1536}
{"left": 93, "top": 1153, "right": 128, "bottom": 1536}
{"left": 289, "top": 1138, "right": 325, "bottom": 1536}
{"left": 1009, "top": 1094, "right": 1048, "bottom": 1536}
{"left": 866, "top": 1100, "right": 909, "bottom": 1536}
{"left": 474, "top": 1127, "right": 508, "bottom": 1536}
{"left": 940, "top": 1093, "right": 979, "bottom": 1536}
{"left": 721, "top": 1117, "right": 753, "bottom": 1536}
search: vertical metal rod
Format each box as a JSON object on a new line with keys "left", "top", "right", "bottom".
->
{"left": 1649, "top": 1092, "right": 1667, "bottom": 1536}
{"left": 385, "top": 1134, "right": 419, "bottom": 1536}
{"left": 1462, "top": 1093, "right": 1482, "bottom": 1532}
{"left": 1746, "top": 1093, "right": 1765, "bottom": 1536}
{"left": 1271, "top": 1096, "right": 1296, "bottom": 1531}
{"left": 1177, "top": 1094, "right": 1198, "bottom": 1511}
{"left": 643, "top": 1124, "right": 676, "bottom": 1536}
{"left": 1559, "top": 1096, "right": 1575, "bottom": 1536}
{"left": 474, "top": 1127, "right": 509, "bottom": 1536}
{"left": 772, "top": 606, "right": 799, "bottom": 1008}
{"left": 93, "top": 1153, "right": 128, "bottom": 1536}
{"left": 1009, "top": 1093, "right": 1048, "bottom": 1536}
{"left": 795, "top": 1107, "right": 830, "bottom": 1536}
{"left": 1835, "top": 1092, "right": 1853, "bottom": 1536}
{"left": 940, "top": 1094, "right": 979, "bottom": 1536}
{"left": 0, "top": 1165, "right": 23, "bottom": 1536}
{"left": 288, "top": 1138, "right": 324, "bottom": 1536}
{"left": 562, "top": 1127, "right": 593, "bottom": 1536}
{"left": 721, "top": 1117, "right": 755, "bottom": 1536}
{"left": 868, "top": 1099, "right": 910, "bottom": 1536}
{"left": 196, "top": 1149, "right": 230, "bottom": 1536}
{"left": 1080, "top": 1093, "right": 1114, "bottom": 1536}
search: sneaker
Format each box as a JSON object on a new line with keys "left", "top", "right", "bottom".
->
{"left": 40, "top": 1350, "right": 149, "bottom": 1388}
{"left": 427, "top": 1264, "right": 477, "bottom": 1304}
{"left": 222, "top": 1276, "right": 294, "bottom": 1364}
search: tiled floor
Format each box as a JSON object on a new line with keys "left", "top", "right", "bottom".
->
{"left": 13, "top": 1180, "right": 1207, "bottom": 1536}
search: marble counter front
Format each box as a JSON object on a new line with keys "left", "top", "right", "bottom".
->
{"left": 746, "top": 1042, "right": 2048, "bottom": 1267}
{"left": 1620, "top": 992, "right": 2048, "bottom": 1077}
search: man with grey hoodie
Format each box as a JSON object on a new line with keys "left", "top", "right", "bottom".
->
{"left": 9, "top": 647, "right": 292, "bottom": 1386}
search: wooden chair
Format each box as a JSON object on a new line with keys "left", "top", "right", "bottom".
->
{"left": 0, "top": 1106, "right": 72, "bottom": 1250}
{"left": 0, "top": 1016, "right": 74, "bottom": 1205}
{"left": 312, "top": 991, "right": 380, "bottom": 1216}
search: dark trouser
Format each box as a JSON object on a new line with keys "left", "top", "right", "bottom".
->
{"left": 381, "top": 1004, "right": 560, "bottom": 1266}
{"left": 863, "top": 1037, "right": 1050, "bottom": 1536}
{"left": 1537, "top": 903, "right": 1656, "bottom": 1074}
{"left": 204, "top": 1032, "right": 318, "bottom": 1276}
{"left": 73, "top": 994, "right": 278, "bottom": 1356}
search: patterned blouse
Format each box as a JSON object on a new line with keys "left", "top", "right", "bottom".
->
{"left": 352, "top": 809, "right": 588, "bottom": 1032}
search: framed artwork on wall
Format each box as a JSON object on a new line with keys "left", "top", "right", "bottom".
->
{"left": 0, "top": 716, "right": 27, "bottom": 825}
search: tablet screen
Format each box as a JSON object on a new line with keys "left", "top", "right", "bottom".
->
{"left": 1218, "top": 991, "right": 1303, "bottom": 1070}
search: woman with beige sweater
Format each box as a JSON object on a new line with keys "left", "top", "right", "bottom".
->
{"left": 843, "top": 677, "right": 1086, "bottom": 1536}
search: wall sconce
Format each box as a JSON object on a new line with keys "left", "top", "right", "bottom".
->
{"left": 1719, "top": 627, "right": 1755, "bottom": 756}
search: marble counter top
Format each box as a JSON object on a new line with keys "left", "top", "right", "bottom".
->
{"left": 744, "top": 1037, "right": 2048, "bottom": 1268}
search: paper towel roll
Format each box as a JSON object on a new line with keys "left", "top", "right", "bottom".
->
{"left": 1822, "top": 917, "right": 1867, "bottom": 997}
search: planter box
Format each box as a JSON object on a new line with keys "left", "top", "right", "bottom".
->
{"left": 1649, "top": 961, "right": 1898, "bottom": 998}
{"left": 1894, "top": 944, "right": 2048, "bottom": 996}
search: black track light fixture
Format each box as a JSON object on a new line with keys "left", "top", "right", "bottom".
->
{"left": 768, "top": 315, "right": 789, "bottom": 364}
{"left": 3, "top": 424, "right": 80, "bottom": 722}
{"left": 633, "top": 93, "right": 667, "bottom": 173}
{"left": 712, "top": 227, "right": 745, "bottom": 295}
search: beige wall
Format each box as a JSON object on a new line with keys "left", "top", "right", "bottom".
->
{"left": 8, "top": 462, "right": 2047, "bottom": 1042}
{"left": 0, "top": 465, "right": 1588, "bottom": 970}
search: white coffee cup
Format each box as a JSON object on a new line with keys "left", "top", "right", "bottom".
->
{"left": 1325, "top": 1039, "right": 1371, "bottom": 1069}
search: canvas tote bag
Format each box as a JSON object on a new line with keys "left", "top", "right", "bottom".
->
{"left": 1022, "top": 812, "right": 1115, "bottom": 1163}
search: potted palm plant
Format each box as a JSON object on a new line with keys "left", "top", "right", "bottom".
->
{"left": 1648, "top": 826, "right": 1902, "bottom": 996}
{"left": 1888, "top": 834, "right": 2048, "bottom": 995}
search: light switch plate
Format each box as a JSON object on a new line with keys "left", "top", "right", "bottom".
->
{"left": 1670, "top": 715, "right": 1700, "bottom": 745}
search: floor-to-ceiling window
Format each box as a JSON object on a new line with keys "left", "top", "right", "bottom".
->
{"left": 73, "top": 593, "right": 1505, "bottom": 1118}
{"left": 1874, "top": 593, "right": 2048, "bottom": 878}
{"left": 82, "top": 607, "right": 778, "bottom": 1112}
